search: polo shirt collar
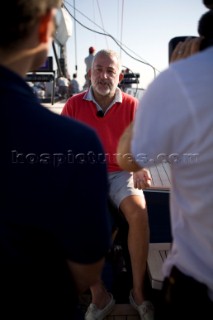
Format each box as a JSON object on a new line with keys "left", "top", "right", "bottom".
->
{"left": 83, "top": 86, "right": 122, "bottom": 111}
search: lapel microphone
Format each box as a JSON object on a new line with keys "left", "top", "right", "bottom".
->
{"left": 96, "top": 110, "right": 104, "bottom": 118}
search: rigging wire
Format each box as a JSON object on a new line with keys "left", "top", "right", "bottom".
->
{"left": 92, "top": 0, "right": 97, "bottom": 45}
{"left": 73, "top": 0, "right": 78, "bottom": 71}
{"left": 96, "top": 0, "right": 109, "bottom": 49}
{"left": 117, "top": 0, "right": 120, "bottom": 41}
{"left": 63, "top": 1, "right": 159, "bottom": 79}
{"left": 120, "top": 0, "right": 124, "bottom": 59}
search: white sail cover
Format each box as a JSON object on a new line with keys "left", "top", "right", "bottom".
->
{"left": 55, "top": 7, "right": 72, "bottom": 46}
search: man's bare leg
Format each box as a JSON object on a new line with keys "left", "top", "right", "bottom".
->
{"left": 120, "top": 194, "right": 149, "bottom": 305}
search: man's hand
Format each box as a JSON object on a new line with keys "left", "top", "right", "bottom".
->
{"left": 133, "top": 168, "right": 152, "bottom": 190}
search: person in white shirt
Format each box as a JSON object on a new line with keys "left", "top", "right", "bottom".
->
{"left": 69, "top": 73, "right": 80, "bottom": 96}
{"left": 57, "top": 76, "right": 69, "bottom": 99}
{"left": 117, "top": 9, "right": 213, "bottom": 320}
{"left": 84, "top": 46, "right": 96, "bottom": 89}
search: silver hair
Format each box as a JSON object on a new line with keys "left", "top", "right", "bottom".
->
{"left": 92, "top": 49, "right": 122, "bottom": 72}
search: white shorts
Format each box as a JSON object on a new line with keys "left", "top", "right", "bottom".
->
{"left": 108, "top": 171, "right": 144, "bottom": 208}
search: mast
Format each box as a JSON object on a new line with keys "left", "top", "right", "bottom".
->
{"left": 54, "top": 5, "right": 73, "bottom": 78}
{"left": 73, "top": 0, "right": 78, "bottom": 72}
{"left": 59, "top": 45, "right": 68, "bottom": 77}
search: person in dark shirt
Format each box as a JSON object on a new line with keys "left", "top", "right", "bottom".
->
{"left": 0, "top": 1, "right": 111, "bottom": 319}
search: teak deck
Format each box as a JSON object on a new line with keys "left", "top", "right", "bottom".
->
{"left": 147, "top": 162, "right": 171, "bottom": 191}
{"left": 146, "top": 162, "right": 172, "bottom": 290}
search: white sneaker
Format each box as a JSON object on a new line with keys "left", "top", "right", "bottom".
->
{"left": 129, "top": 290, "right": 154, "bottom": 320}
{"left": 85, "top": 294, "right": 115, "bottom": 320}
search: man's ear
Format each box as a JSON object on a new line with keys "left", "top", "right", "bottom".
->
{"left": 38, "top": 11, "right": 52, "bottom": 43}
{"left": 119, "top": 72, "right": 124, "bottom": 83}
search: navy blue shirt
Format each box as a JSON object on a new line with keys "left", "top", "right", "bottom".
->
{"left": 0, "top": 65, "right": 111, "bottom": 319}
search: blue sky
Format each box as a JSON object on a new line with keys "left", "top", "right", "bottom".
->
{"left": 60, "top": 0, "right": 207, "bottom": 89}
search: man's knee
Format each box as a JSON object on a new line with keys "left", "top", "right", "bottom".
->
{"left": 120, "top": 196, "right": 148, "bottom": 224}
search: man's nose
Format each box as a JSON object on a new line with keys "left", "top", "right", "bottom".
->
{"left": 100, "top": 70, "right": 108, "bottom": 78}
